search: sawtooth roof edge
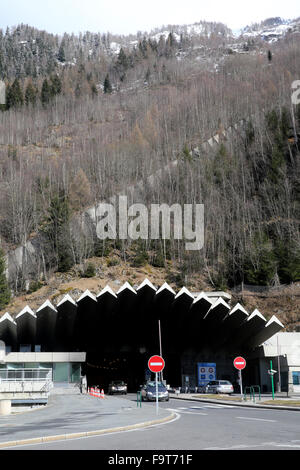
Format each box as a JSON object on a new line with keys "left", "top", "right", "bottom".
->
{"left": 136, "top": 278, "right": 157, "bottom": 291}
{"left": 210, "top": 297, "right": 230, "bottom": 309}
{"left": 36, "top": 299, "right": 57, "bottom": 313}
{"left": 57, "top": 294, "right": 77, "bottom": 307}
{"left": 77, "top": 290, "right": 97, "bottom": 303}
{"left": 175, "top": 286, "right": 194, "bottom": 299}
{"left": 97, "top": 285, "right": 117, "bottom": 298}
{"left": 265, "top": 315, "right": 284, "bottom": 328}
{"left": 117, "top": 282, "right": 137, "bottom": 295}
{"left": 156, "top": 282, "right": 176, "bottom": 295}
{"left": 0, "top": 312, "right": 16, "bottom": 325}
{"left": 247, "top": 309, "right": 266, "bottom": 322}
{"left": 192, "top": 291, "right": 213, "bottom": 305}
{"left": 228, "top": 303, "right": 249, "bottom": 316}
{"left": 15, "top": 305, "right": 36, "bottom": 319}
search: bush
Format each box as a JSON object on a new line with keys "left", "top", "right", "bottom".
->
{"left": 151, "top": 253, "right": 165, "bottom": 268}
{"left": 131, "top": 251, "right": 149, "bottom": 267}
{"left": 28, "top": 280, "right": 43, "bottom": 293}
{"left": 81, "top": 262, "right": 96, "bottom": 278}
{"left": 107, "top": 257, "right": 118, "bottom": 267}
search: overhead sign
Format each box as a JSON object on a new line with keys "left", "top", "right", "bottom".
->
{"left": 148, "top": 355, "right": 165, "bottom": 373}
{"left": 234, "top": 357, "right": 246, "bottom": 370}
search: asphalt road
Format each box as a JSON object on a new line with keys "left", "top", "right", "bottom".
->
{"left": 5, "top": 394, "right": 300, "bottom": 451}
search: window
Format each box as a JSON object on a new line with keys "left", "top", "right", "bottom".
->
{"left": 20, "top": 344, "right": 31, "bottom": 353}
{"left": 292, "top": 372, "right": 300, "bottom": 385}
{"left": 5, "top": 345, "right": 11, "bottom": 354}
{"left": 34, "top": 345, "right": 41, "bottom": 352}
{"left": 71, "top": 363, "right": 81, "bottom": 383}
{"left": 53, "top": 363, "right": 69, "bottom": 382}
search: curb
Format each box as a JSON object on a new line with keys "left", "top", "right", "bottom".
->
{"left": 170, "top": 395, "right": 300, "bottom": 411}
{"left": 0, "top": 412, "right": 176, "bottom": 449}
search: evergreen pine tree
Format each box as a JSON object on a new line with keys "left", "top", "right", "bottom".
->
{"left": 50, "top": 75, "right": 62, "bottom": 96}
{"left": 6, "top": 79, "right": 24, "bottom": 108}
{"left": 0, "top": 248, "right": 11, "bottom": 310}
{"left": 116, "top": 48, "right": 128, "bottom": 71}
{"left": 25, "top": 81, "right": 37, "bottom": 105}
{"left": 41, "top": 79, "right": 51, "bottom": 105}
{"left": 268, "top": 50, "right": 272, "bottom": 62}
{"left": 57, "top": 43, "right": 66, "bottom": 63}
{"left": 103, "top": 74, "right": 112, "bottom": 94}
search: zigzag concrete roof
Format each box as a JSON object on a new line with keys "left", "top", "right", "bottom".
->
{"left": 0, "top": 279, "right": 284, "bottom": 354}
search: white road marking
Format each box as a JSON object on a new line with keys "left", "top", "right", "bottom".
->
{"left": 203, "top": 404, "right": 236, "bottom": 409}
{"left": 236, "top": 416, "right": 276, "bottom": 422}
{"left": 167, "top": 408, "right": 208, "bottom": 416}
{"left": 205, "top": 441, "right": 300, "bottom": 450}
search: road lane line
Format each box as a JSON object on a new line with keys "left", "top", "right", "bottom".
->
{"left": 167, "top": 408, "right": 208, "bottom": 416}
{"left": 236, "top": 416, "right": 276, "bottom": 422}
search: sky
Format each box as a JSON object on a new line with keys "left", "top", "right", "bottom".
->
{"left": 1, "top": 0, "right": 300, "bottom": 36}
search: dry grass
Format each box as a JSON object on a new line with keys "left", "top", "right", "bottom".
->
{"left": 192, "top": 394, "right": 242, "bottom": 401}
{"left": 261, "top": 400, "right": 300, "bottom": 406}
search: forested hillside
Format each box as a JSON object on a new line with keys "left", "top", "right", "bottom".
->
{"left": 0, "top": 19, "right": 299, "bottom": 319}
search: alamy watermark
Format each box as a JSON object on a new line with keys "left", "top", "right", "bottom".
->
{"left": 0, "top": 80, "right": 5, "bottom": 105}
{"left": 95, "top": 196, "right": 204, "bottom": 251}
{"left": 291, "top": 80, "right": 300, "bottom": 105}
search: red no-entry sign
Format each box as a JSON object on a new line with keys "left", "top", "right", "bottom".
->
{"left": 234, "top": 356, "right": 246, "bottom": 370}
{"left": 148, "top": 355, "right": 165, "bottom": 373}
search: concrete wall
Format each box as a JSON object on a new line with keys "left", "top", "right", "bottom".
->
{"left": 262, "top": 332, "right": 300, "bottom": 392}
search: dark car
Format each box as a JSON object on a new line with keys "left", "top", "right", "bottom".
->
{"left": 140, "top": 381, "right": 169, "bottom": 401}
{"left": 108, "top": 380, "right": 127, "bottom": 395}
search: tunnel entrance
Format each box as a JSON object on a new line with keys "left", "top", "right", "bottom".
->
{"left": 83, "top": 351, "right": 183, "bottom": 392}
{"left": 83, "top": 351, "right": 150, "bottom": 393}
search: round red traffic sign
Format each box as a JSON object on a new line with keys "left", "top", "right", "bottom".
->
{"left": 233, "top": 356, "right": 246, "bottom": 370}
{"left": 148, "top": 355, "right": 165, "bottom": 373}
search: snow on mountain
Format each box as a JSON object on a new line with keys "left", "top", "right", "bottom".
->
{"left": 111, "top": 21, "right": 233, "bottom": 54}
{"left": 240, "top": 17, "right": 300, "bottom": 42}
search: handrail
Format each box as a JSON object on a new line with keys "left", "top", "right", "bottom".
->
{"left": 243, "top": 385, "right": 261, "bottom": 402}
{"left": 243, "top": 386, "right": 254, "bottom": 402}
{"left": 0, "top": 368, "right": 52, "bottom": 382}
{"left": 251, "top": 385, "right": 261, "bottom": 401}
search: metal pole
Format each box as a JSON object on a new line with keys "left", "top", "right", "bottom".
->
{"left": 270, "top": 360, "right": 275, "bottom": 400}
{"left": 158, "top": 320, "right": 163, "bottom": 383}
{"left": 155, "top": 372, "right": 159, "bottom": 415}
{"left": 277, "top": 336, "right": 281, "bottom": 393}
{"left": 239, "top": 369, "right": 243, "bottom": 400}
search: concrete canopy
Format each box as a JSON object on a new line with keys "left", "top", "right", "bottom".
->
{"left": 0, "top": 280, "right": 284, "bottom": 367}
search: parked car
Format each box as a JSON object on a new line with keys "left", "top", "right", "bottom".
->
{"left": 140, "top": 381, "right": 169, "bottom": 401}
{"left": 108, "top": 380, "right": 127, "bottom": 395}
{"left": 197, "top": 385, "right": 208, "bottom": 393}
{"left": 205, "top": 380, "right": 234, "bottom": 394}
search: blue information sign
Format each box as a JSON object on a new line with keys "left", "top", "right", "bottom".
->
{"left": 197, "top": 363, "right": 216, "bottom": 386}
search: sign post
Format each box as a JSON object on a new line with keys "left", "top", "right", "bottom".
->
{"left": 268, "top": 360, "right": 277, "bottom": 400}
{"left": 233, "top": 356, "right": 246, "bottom": 399}
{"left": 148, "top": 355, "right": 165, "bottom": 415}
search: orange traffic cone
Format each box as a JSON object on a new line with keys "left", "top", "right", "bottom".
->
{"left": 100, "top": 389, "right": 105, "bottom": 399}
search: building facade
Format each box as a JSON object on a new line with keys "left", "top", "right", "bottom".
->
{"left": 0, "top": 279, "right": 292, "bottom": 393}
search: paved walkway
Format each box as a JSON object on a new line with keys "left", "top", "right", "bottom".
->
{"left": 0, "top": 394, "right": 174, "bottom": 448}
